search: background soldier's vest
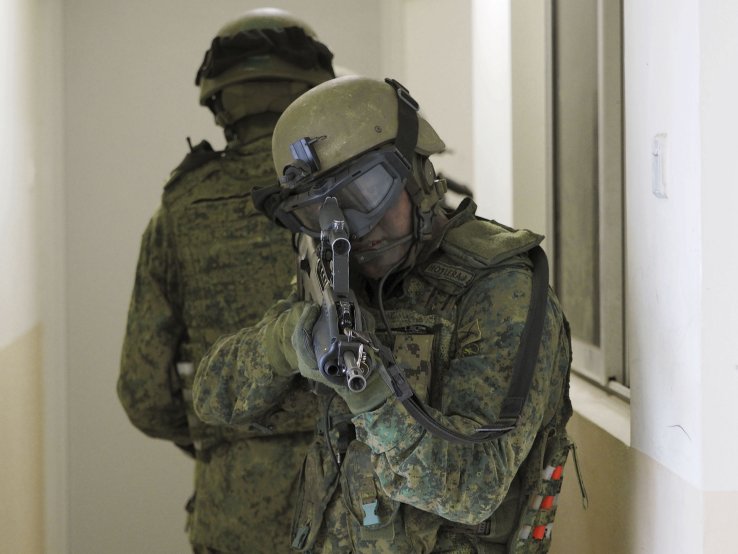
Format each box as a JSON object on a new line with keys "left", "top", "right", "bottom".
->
{"left": 163, "top": 137, "right": 318, "bottom": 552}
{"left": 290, "top": 211, "right": 573, "bottom": 553}
{"left": 163, "top": 137, "right": 317, "bottom": 446}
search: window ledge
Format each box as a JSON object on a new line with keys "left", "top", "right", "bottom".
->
{"left": 569, "top": 373, "right": 631, "bottom": 446}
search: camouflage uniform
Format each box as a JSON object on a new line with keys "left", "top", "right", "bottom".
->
{"left": 194, "top": 200, "right": 572, "bottom": 553}
{"left": 118, "top": 135, "right": 318, "bottom": 552}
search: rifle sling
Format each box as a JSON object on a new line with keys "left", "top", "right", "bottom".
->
{"left": 387, "top": 246, "right": 550, "bottom": 445}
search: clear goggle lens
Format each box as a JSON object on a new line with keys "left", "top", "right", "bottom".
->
{"left": 278, "top": 147, "right": 410, "bottom": 238}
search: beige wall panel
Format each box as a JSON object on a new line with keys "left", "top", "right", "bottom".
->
{"left": 552, "top": 413, "right": 703, "bottom": 554}
{"left": 0, "top": 326, "right": 44, "bottom": 554}
{"left": 510, "top": 0, "right": 550, "bottom": 238}
{"left": 403, "top": 0, "right": 474, "bottom": 190}
{"left": 551, "top": 413, "right": 633, "bottom": 553}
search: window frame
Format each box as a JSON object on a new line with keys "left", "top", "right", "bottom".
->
{"left": 550, "top": 0, "right": 627, "bottom": 394}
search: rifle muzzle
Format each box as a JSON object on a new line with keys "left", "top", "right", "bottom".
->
{"left": 343, "top": 350, "right": 367, "bottom": 392}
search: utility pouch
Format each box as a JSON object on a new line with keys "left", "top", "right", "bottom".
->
{"left": 375, "top": 307, "right": 455, "bottom": 405}
{"left": 290, "top": 439, "right": 341, "bottom": 551}
{"left": 508, "top": 426, "right": 573, "bottom": 553}
{"left": 342, "top": 441, "right": 415, "bottom": 552}
{"left": 439, "top": 475, "right": 521, "bottom": 546}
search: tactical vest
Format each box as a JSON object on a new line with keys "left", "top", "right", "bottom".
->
{"left": 163, "top": 138, "right": 317, "bottom": 448}
{"left": 162, "top": 137, "right": 318, "bottom": 552}
{"left": 290, "top": 211, "right": 573, "bottom": 553}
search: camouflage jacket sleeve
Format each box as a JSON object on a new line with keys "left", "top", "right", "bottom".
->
{"left": 117, "top": 209, "right": 191, "bottom": 445}
{"left": 193, "top": 297, "right": 298, "bottom": 426}
{"left": 352, "top": 266, "right": 569, "bottom": 525}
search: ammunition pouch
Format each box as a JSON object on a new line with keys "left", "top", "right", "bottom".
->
{"left": 508, "top": 420, "right": 573, "bottom": 553}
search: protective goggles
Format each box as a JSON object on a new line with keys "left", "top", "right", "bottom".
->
{"left": 272, "top": 145, "right": 411, "bottom": 239}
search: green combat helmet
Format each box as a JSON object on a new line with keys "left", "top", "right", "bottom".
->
{"left": 258, "top": 75, "right": 448, "bottom": 246}
{"left": 195, "top": 8, "right": 335, "bottom": 130}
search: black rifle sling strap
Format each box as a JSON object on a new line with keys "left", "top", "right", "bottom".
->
{"left": 379, "top": 245, "right": 550, "bottom": 445}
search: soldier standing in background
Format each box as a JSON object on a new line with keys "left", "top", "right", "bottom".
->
{"left": 117, "top": 9, "right": 335, "bottom": 553}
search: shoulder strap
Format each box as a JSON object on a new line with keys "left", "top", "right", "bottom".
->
{"left": 378, "top": 246, "right": 550, "bottom": 445}
{"left": 481, "top": 245, "right": 549, "bottom": 428}
{"left": 164, "top": 139, "right": 222, "bottom": 190}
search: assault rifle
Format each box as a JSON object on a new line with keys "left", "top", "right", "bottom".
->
{"left": 294, "top": 198, "right": 550, "bottom": 447}
{"left": 296, "top": 197, "right": 372, "bottom": 392}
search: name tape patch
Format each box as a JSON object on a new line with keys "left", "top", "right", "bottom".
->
{"left": 424, "top": 262, "right": 474, "bottom": 287}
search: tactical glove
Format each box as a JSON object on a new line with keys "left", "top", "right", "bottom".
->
{"left": 291, "top": 303, "right": 393, "bottom": 414}
{"left": 263, "top": 300, "right": 317, "bottom": 377}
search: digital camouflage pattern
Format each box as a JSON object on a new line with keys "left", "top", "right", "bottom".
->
{"left": 118, "top": 135, "right": 318, "bottom": 553}
{"left": 194, "top": 200, "right": 572, "bottom": 553}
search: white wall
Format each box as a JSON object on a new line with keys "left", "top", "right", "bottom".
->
{"left": 37, "top": 1, "right": 67, "bottom": 551}
{"left": 0, "top": 2, "right": 37, "bottom": 548}
{"left": 699, "top": 5, "right": 738, "bottom": 548}
{"left": 560, "top": 0, "right": 738, "bottom": 551}
{"left": 398, "top": 0, "right": 475, "bottom": 204}
{"left": 2, "top": 0, "right": 63, "bottom": 552}
{"left": 472, "top": 0, "right": 512, "bottom": 223}
{"left": 510, "top": 0, "right": 550, "bottom": 239}
{"left": 699, "top": 1, "right": 738, "bottom": 492}
{"left": 380, "top": 0, "right": 511, "bottom": 223}
{"left": 62, "top": 2, "right": 382, "bottom": 552}
{"left": 382, "top": 0, "right": 514, "bottom": 223}
{"left": 622, "top": 2, "right": 738, "bottom": 543}
{"left": 505, "top": 1, "right": 738, "bottom": 552}
{"left": 625, "top": 0, "right": 703, "bottom": 488}
{"left": 1, "top": 0, "right": 37, "bottom": 348}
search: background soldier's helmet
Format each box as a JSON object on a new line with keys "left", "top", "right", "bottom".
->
{"left": 264, "top": 76, "right": 447, "bottom": 240}
{"left": 195, "top": 8, "right": 335, "bottom": 127}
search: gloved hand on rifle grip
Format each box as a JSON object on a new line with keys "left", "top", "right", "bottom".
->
{"left": 263, "top": 299, "right": 317, "bottom": 378}
{"left": 290, "top": 302, "right": 321, "bottom": 375}
{"left": 291, "top": 303, "right": 393, "bottom": 414}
